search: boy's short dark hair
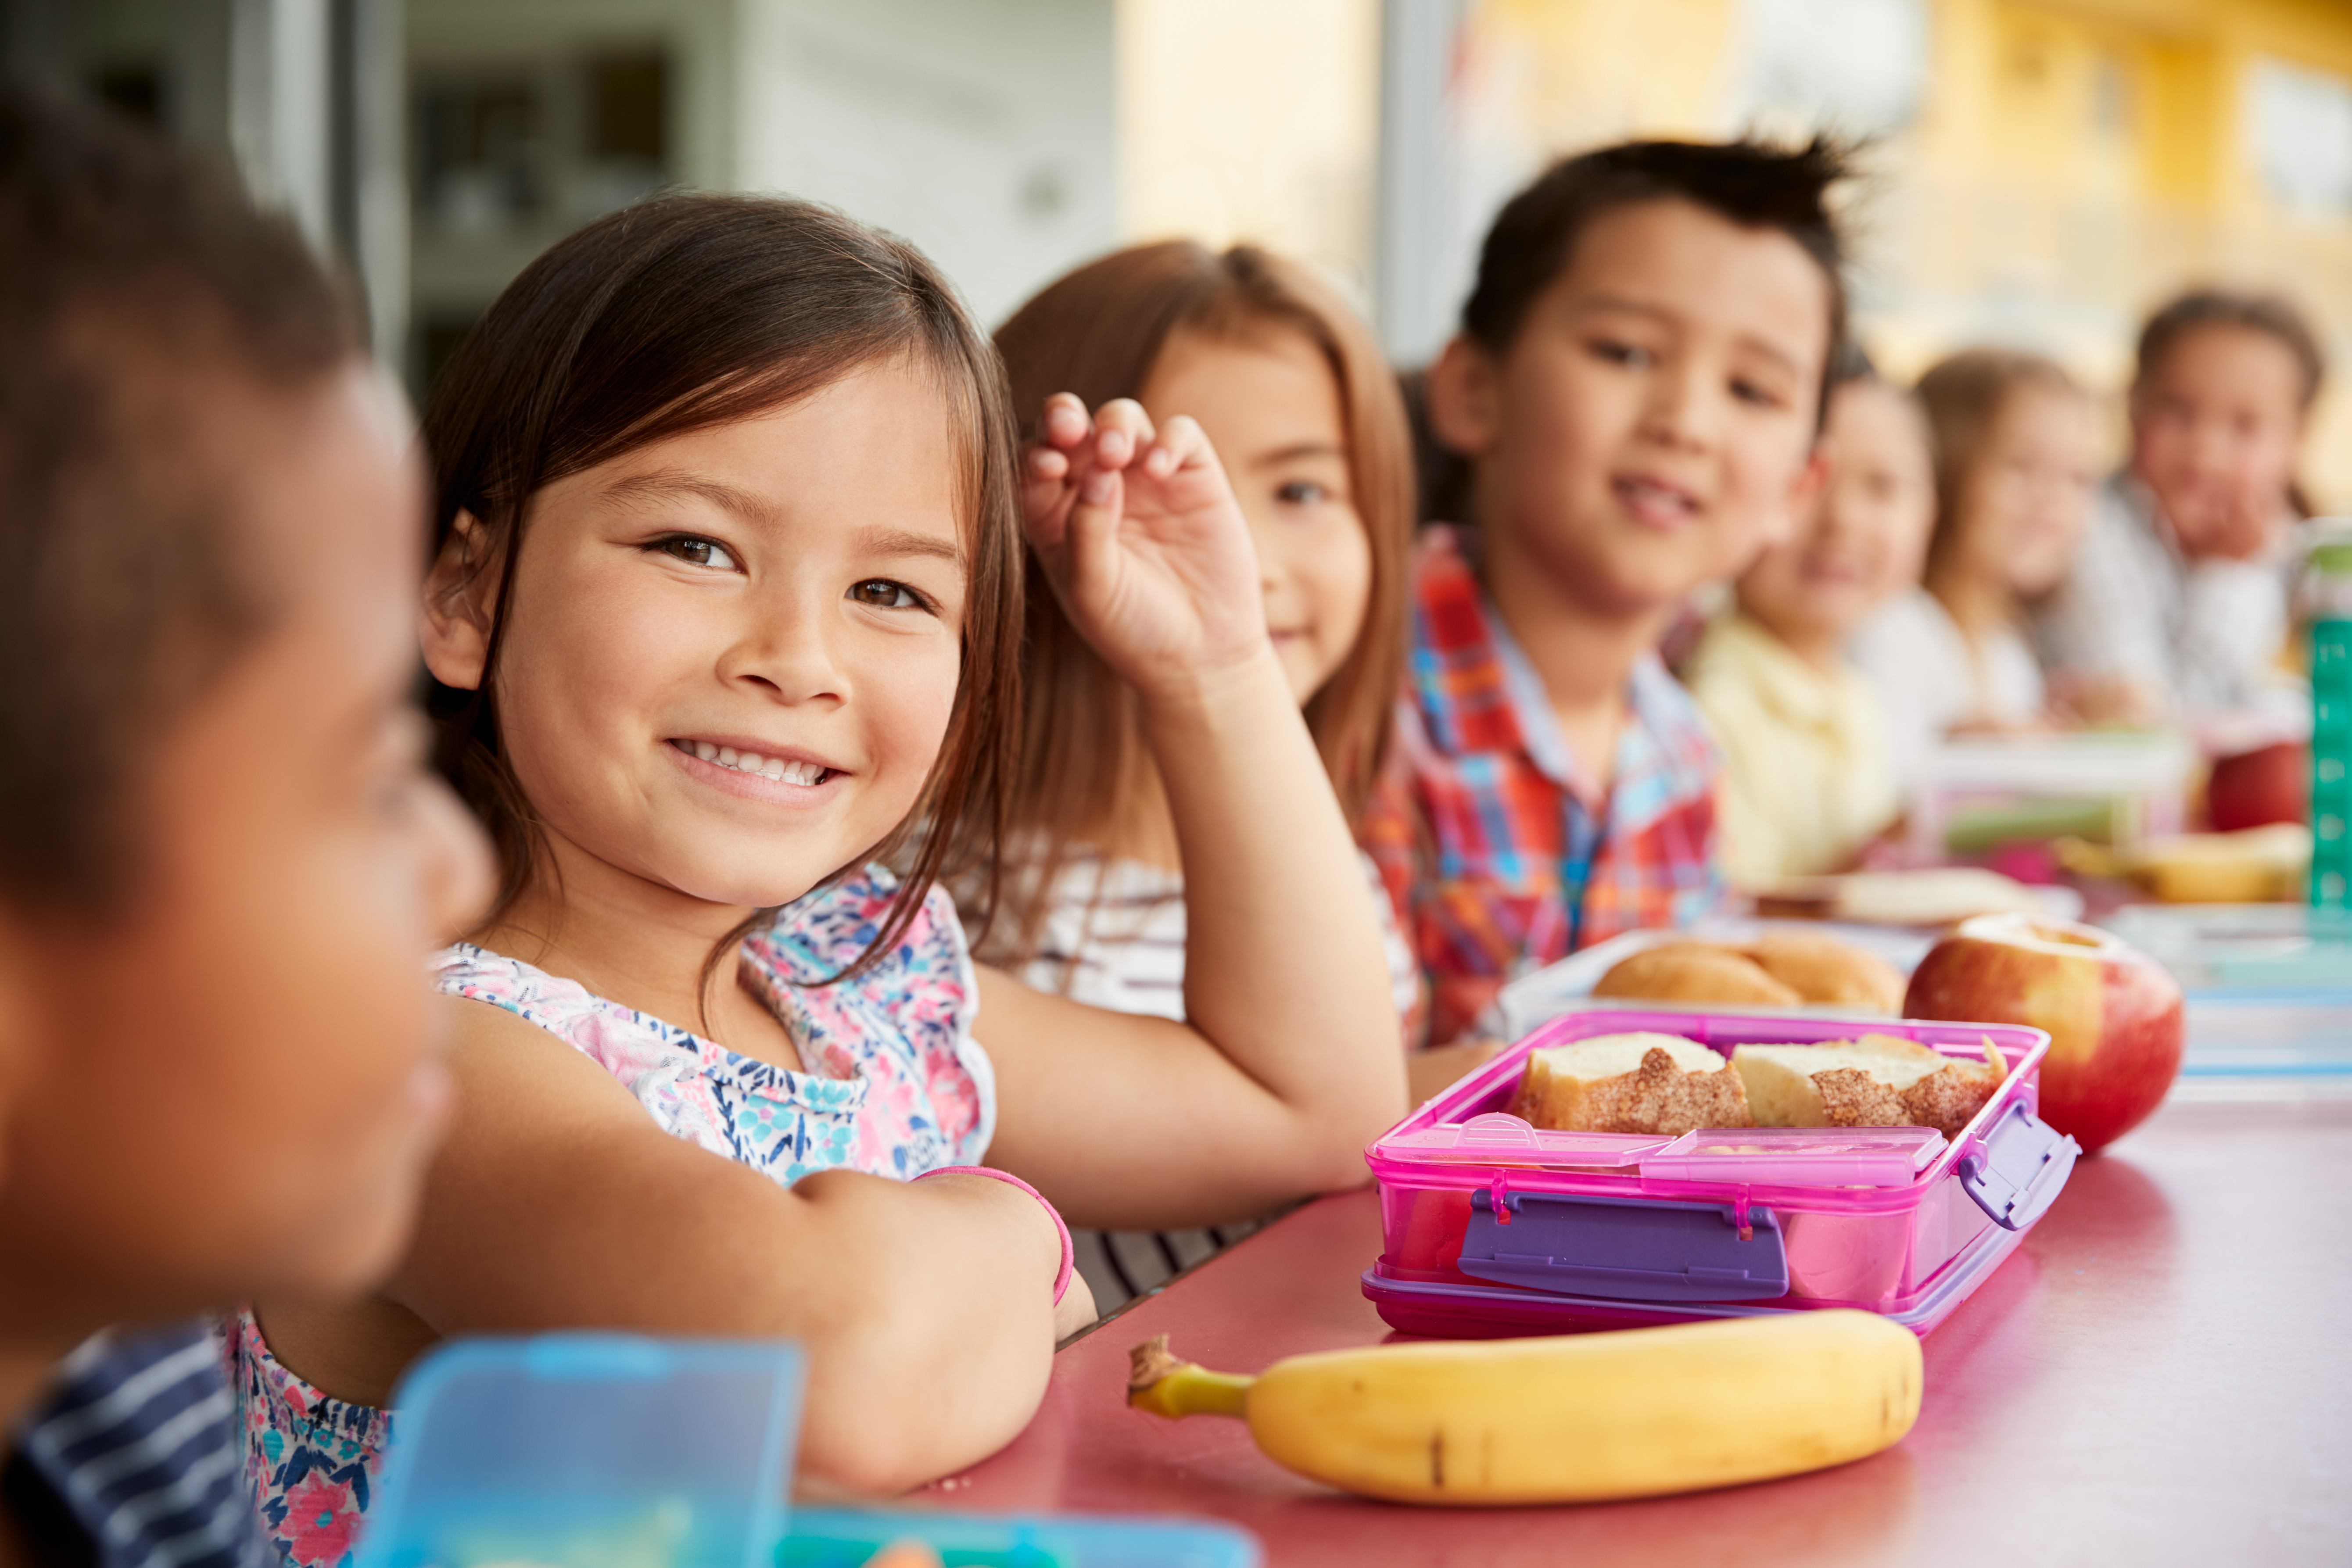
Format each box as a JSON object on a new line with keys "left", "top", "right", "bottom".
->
{"left": 0, "top": 85, "right": 359, "bottom": 915}
{"left": 1460, "top": 137, "right": 1854, "bottom": 424}
{"left": 2134, "top": 288, "right": 2326, "bottom": 410}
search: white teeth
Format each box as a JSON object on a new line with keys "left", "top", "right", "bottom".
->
{"left": 682, "top": 740, "right": 826, "bottom": 784}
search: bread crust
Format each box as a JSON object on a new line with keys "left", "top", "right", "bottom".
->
{"left": 1809, "top": 1067, "right": 1910, "bottom": 1127}
{"left": 1510, "top": 1045, "right": 1755, "bottom": 1135}
{"left": 1896, "top": 1060, "right": 2002, "bottom": 1137}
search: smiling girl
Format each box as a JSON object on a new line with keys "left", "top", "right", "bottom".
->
{"left": 232, "top": 197, "right": 1403, "bottom": 1562}
{"left": 980, "top": 242, "right": 1417, "bottom": 1305}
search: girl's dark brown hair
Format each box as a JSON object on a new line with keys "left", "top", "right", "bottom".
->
{"left": 1415, "top": 136, "right": 1856, "bottom": 524}
{"left": 984, "top": 241, "right": 1413, "bottom": 964}
{"left": 423, "top": 194, "right": 1022, "bottom": 995}
{"left": 2133, "top": 288, "right": 2326, "bottom": 411}
{"left": 1915, "top": 347, "right": 2083, "bottom": 584}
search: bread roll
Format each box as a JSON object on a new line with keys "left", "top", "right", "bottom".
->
{"left": 1742, "top": 932, "right": 1905, "bottom": 1013}
{"left": 1508, "top": 1033, "right": 1754, "bottom": 1135}
{"left": 1591, "top": 944, "right": 1802, "bottom": 1008}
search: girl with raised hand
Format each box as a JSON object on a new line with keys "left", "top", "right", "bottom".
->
{"left": 982, "top": 243, "right": 1420, "bottom": 1307}
{"left": 235, "top": 195, "right": 1403, "bottom": 1559}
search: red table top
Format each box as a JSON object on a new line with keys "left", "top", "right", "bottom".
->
{"left": 934, "top": 1097, "right": 2352, "bottom": 1565}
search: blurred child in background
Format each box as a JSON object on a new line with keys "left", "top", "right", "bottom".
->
{"left": 1370, "top": 139, "right": 1844, "bottom": 1049}
{"left": 985, "top": 242, "right": 1419, "bottom": 1304}
{"left": 1850, "top": 349, "right": 2099, "bottom": 786}
{"left": 2038, "top": 290, "right": 2323, "bottom": 727}
{"left": 1685, "top": 352, "right": 1935, "bottom": 885}
{"left": 0, "top": 89, "right": 491, "bottom": 1568}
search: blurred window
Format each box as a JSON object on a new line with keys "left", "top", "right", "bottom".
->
{"left": 416, "top": 72, "right": 545, "bottom": 238}
{"left": 1735, "top": 0, "right": 1930, "bottom": 137}
{"left": 2250, "top": 58, "right": 2352, "bottom": 219}
{"left": 411, "top": 47, "right": 669, "bottom": 243}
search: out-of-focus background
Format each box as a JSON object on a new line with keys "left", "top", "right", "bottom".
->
{"left": 6, "top": 0, "right": 2349, "bottom": 505}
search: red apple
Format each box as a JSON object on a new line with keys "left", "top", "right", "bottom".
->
{"left": 1902, "top": 913, "right": 2184, "bottom": 1155}
{"left": 2205, "top": 741, "right": 2308, "bottom": 832}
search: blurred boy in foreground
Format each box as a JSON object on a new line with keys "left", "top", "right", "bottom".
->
{"left": 1686, "top": 356, "right": 1936, "bottom": 886}
{"left": 1369, "top": 140, "right": 1842, "bottom": 1049}
{"left": 0, "top": 89, "right": 489, "bottom": 1568}
{"left": 2038, "top": 290, "right": 2324, "bottom": 727}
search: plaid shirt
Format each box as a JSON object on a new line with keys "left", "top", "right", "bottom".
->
{"left": 1364, "top": 527, "right": 1724, "bottom": 1046}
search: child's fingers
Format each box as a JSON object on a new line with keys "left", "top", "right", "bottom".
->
{"left": 1020, "top": 445, "right": 1077, "bottom": 552}
{"left": 1039, "top": 391, "right": 1090, "bottom": 451}
{"left": 1140, "top": 412, "right": 1211, "bottom": 479}
{"left": 1064, "top": 465, "right": 1125, "bottom": 601}
{"left": 1090, "top": 397, "right": 1155, "bottom": 471}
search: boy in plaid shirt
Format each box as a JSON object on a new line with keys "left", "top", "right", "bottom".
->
{"left": 1371, "top": 140, "right": 1850, "bottom": 1056}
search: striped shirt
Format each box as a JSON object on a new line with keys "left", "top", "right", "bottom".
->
{"left": 1004, "top": 849, "right": 1422, "bottom": 1030}
{"left": 985, "top": 848, "right": 1421, "bottom": 1311}
{"left": 1364, "top": 526, "right": 1724, "bottom": 1047}
{"left": 4, "top": 1324, "right": 271, "bottom": 1568}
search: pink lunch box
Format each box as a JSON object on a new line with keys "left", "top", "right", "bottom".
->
{"left": 1362, "top": 1006, "right": 2080, "bottom": 1339}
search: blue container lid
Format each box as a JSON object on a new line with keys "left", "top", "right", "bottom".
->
{"left": 355, "top": 1334, "right": 1258, "bottom": 1568}
{"left": 358, "top": 1335, "right": 804, "bottom": 1568}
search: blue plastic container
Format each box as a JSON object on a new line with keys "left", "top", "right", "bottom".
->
{"left": 354, "top": 1333, "right": 1258, "bottom": 1568}
{"left": 356, "top": 1335, "right": 804, "bottom": 1568}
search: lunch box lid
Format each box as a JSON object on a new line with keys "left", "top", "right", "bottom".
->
{"left": 1372, "top": 1004, "right": 2054, "bottom": 1202}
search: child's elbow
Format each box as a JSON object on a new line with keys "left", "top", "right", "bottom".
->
{"left": 1288, "top": 1095, "right": 1398, "bottom": 1194}
{"left": 791, "top": 1289, "right": 1049, "bottom": 1497}
{"left": 797, "top": 1425, "right": 955, "bottom": 1500}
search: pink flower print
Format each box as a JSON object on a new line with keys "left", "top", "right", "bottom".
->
{"left": 278, "top": 1471, "right": 365, "bottom": 1568}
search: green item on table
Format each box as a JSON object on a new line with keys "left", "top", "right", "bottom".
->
{"left": 1943, "top": 795, "right": 2123, "bottom": 853}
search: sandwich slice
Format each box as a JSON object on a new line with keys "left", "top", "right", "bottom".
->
{"left": 1506, "top": 1033, "right": 1754, "bottom": 1135}
{"left": 1731, "top": 1035, "right": 2007, "bottom": 1138}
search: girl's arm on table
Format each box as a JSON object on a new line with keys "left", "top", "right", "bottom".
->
{"left": 979, "top": 397, "right": 1406, "bottom": 1231}
{"left": 387, "top": 997, "right": 1080, "bottom": 1495}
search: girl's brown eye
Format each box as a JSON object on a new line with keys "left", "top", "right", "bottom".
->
{"left": 850, "top": 579, "right": 920, "bottom": 609}
{"left": 659, "top": 536, "right": 739, "bottom": 571}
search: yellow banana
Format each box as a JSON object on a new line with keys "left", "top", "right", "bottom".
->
{"left": 1127, "top": 1310, "right": 1921, "bottom": 1506}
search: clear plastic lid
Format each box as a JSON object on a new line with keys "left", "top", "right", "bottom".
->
{"left": 1376, "top": 1112, "right": 1667, "bottom": 1167}
{"left": 356, "top": 1335, "right": 1264, "bottom": 1568}
{"left": 357, "top": 1335, "right": 803, "bottom": 1568}
{"left": 1636, "top": 1126, "right": 1946, "bottom": 1187}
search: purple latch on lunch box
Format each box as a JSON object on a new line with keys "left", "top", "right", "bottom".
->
{"left": 1362, "top": 1005, "right": 2079, "bottom": 1338}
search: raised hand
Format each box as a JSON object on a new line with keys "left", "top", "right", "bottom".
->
{"left": 1020, "top": 393, "right": 1272, "bottom": 702}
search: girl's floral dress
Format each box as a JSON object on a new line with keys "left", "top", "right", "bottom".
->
{"left": 226, "top": 870, "right": 991, "bottom": 1568}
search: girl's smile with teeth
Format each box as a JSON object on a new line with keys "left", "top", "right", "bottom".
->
{"left": 671, "top": 737, "right": 832, "bottom": 786}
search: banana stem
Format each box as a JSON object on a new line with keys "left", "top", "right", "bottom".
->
{"left": 1126, "top": 1335, "right": 1254, "bottom": 1420}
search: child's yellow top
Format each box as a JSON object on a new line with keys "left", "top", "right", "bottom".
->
{"left": 1685, "top": 611, "right": 1898, "bottom": 888}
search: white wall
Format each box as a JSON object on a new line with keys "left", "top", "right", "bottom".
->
{"left": 1117, "top": 0, "right": 1378, "bottom": 294}
{"left": 734, "top": 0, "right": 1118, "bottom": 330}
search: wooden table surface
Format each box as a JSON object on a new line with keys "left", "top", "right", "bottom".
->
{"left": 935, "top": 1097, "right": 2352, "bottom": 1566}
